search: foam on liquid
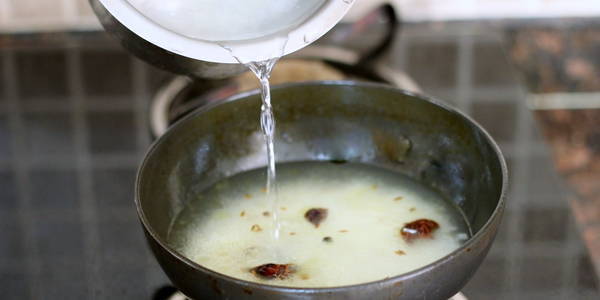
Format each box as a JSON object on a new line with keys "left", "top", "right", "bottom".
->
{"left": 127, "top": 0, "right": 326, "bottom": 41}
{"left": 168, "top": 162, "right": 470, "bottom": 287}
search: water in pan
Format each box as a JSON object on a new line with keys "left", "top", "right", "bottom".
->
{"left": 167, "top": 162, "right": 470, "bottom": 287}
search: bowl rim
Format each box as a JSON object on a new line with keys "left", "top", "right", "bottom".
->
{"left": 98, "top": 0, "right": 353, "bottom": 63}
{"left": 135, "top": 80, "right": 508, "bottom": 292}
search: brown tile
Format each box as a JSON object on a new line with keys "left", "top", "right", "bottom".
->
{"left": 463, "top": 256, "right": 509, "bottom": 294}
{"left": 98, "top": 262, "right": 150, "bottom": 298}
{"left": 0, "top": 171, "right": 18, "bottom": 210}
{"left": 518, "top": 257, "right": 564, "bottom": 291}
{"left": 583, "top": 228, "right": 600, "bottom": 272}
{"left": 92, "top": 167, "right": 136, "bottom": 210}
{"left": 10, "top": 0, "right": 63, "bottom": 19}
{"left": 407, "top": 42, "right": 457, "bottom": 89}
{"left": 81, "top": 50, "right": 132, "bottom": 97}
{"left": 578, "top": 253, "right": 599, "bottom": 291}
{"left": 473, "top": 43, "right": 518, "bottom": 87}
{"left": 522, "top": 207, "right": 568, "bottom": 243}
{"left": 566, "top": 170, "right": 600, "bottom": 200}
{"left": 97, "top": 218, "right": 147, "bottom": 263}
{"left": 87, "top": 111, "right": 136, "bottom": 154}
{"left": 23, "top": 111, "right": 75, "bottom": 157}
{"left": 0, "top": 271, "right": 29, "bottom": 299}
{"left": 471, "top": 101, "right": 517, "bottom": 143}
{"left": 33, "top": 216, "right": 84, "bottom": 259}
{"left": 36, "top": 259, "right": 87, "bottom": 298}
{"left": 0, "top": 214, "right": 24, "bottom": 262}
{"left": 16, "top": 51, "right": 68, "bottom": 100}
{"left": 570, "top": 194, "right": 600, "bottom": 227}
{"left": 0, "top": 53, "right": 5, "bottom": 102}
{"left": 0, "top": 116, "right": 11, "bottom": 159}
{"left": 526, "top": 155, "right": 565, "bottom": 198}
{"left": 534, "top": 109, "right": 600, "bottom": 174}
{"left": 30, "top": 169, "right": 79, "bottom": 211}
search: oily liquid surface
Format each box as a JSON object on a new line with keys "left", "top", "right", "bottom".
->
{"left": 168, "top": 162, "right": 470, "bottom": 287}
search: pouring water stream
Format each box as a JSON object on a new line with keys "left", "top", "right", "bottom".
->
{"left": 247, "top": 58, "right": 281, "bottom": 244}
{"left": 222, "top": 36, "right": 289, "bottom": 258}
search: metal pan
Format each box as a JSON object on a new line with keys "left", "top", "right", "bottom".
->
{"left": 136, "top": 81, "right": 507, "bottom": 299}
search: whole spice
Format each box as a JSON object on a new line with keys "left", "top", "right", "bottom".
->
{"left": 401, "top": 219, "right": 439, "bottom": 242}
{"left": 250, "top": 224, "right": 262, "bottom": 232}
{"left": 305, "top": 208, "right": 328, "bottom": 227}
{"left": 251, "top": 264, "right": 294, "bottom": 279}
{"left": 323, "top": 236, "right": 333, "bottom": 243}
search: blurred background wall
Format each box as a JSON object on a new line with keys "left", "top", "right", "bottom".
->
{"left": 2, "top": 0, "right": 600, "bottom": 33}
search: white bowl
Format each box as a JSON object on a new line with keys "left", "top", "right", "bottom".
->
{"left": 99, "top": 0, "right": 355, "bottom": 63}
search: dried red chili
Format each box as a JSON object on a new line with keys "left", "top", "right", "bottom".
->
{"left": 250, "top": 263, "right": 294, "bottom": 279}
{"left": 304, "top": 208, "right": 328, "bottom": 227}
{"left": 401, "top": 219, "right": 439, "bottom": 242}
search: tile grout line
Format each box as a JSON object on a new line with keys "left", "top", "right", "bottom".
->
{"left": 14, "top": 99, "right": 139, "bottom": 113}
{"left": 131, "top": 57, "right": 156, "bottom": 291}
{"left": 455, "top": 34, "right": 473, "bottom": 115}
{"left": 560, "top": 178, "right": 581, "bottom": 297}
{"left": 23, "top": 154, "right": 140, "bottom": 169}
{"left": 506, "top": 91, "right": 535, "bottom": 297}
{"left": 455, "top": 32, "right": 498, "bottom": 297}
{"left": 132, "top": 58, "right": 151, "bottom": 157}
{"left": 393, "top": 30, "right": 408, "bottom": 73}
{"left": 521, "top": 109, "right": 578, "bottom": 297}
{"left": 66, "top": 46, "right": 104, "bottom": 297}
{"left": 441, "top": 86, "right": 523, "bottom": 102}
{"left": 3, "top": 49, "right": 41, "bottom": 300}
